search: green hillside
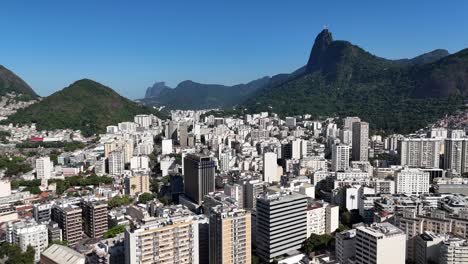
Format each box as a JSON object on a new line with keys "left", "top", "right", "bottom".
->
{"left": 243, "top": 30, "right": 468, "bottom": 134}
{"left": 0, "top": 65, "right": 38, "bottom": 99}
{"left": 5, "top": 79, "right": 158, "bottom": 136}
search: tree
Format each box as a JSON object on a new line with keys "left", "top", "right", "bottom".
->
{"left": 302, "top": 233, "right": 334, "bottom": 255}
{"left": 131, "top": 184, "right": 137, "bottom": 193}
{"left": 0, "top": 243, "right": 35, "bottom": 264}
{"left": 103, "top": 225, "right": 126, "bottom": 239}
{"left": 138, "top": 192, "right": 155, "bottom": 204}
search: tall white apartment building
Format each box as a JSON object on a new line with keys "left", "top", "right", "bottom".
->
{"left": 306, "top": 200, "right": 339, "bottom": 237}
{"left": 124, "top": 211, "right": 200, "bottom": 264}
{"left": 355, "top": 223, "right": 406, "bottom": 264}
{"left": 395, "top": 167, "right": 430, "bottom": 195}
{"left": 36, "top": 156, "right": 53, "bottom": 180}
{"left": 161, "top": 139, "right": 173, "bottom": 155}
{"left": 439, "top": 237, "right": 468, "bottom": 264}
{"left": 332, "top": 143, "right": 350, "bottom": 172}
{"left": 7, "top": 220, "right": 48, "bottom": 263}
{"left": 398, "top": 138, "right": 441, "bottom": 168}
{"left": 134, "top": 114, "right": 152, "bottom": 128}
{"left": 218, "top": 151, "right": 231, "bottom": 172}
{"left": 108, "top": 150, "right": 124, "bottom": 175}
{"left": 263, "top": 152, "right": 278, "bottom": 183}
{"left": 352, "top": 122, "right": 369, "bottom": 162}
{"left": 344, "top": 116, "right": 361, "bottom": 129}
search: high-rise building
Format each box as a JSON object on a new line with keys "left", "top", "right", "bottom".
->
{"left": 355, "top": 223, "right": 406, "bottom": 264}
{"left": 263, "top": 152, "right": 278, "bottom": 183}
{"left": 166, "top": 120, "right": 177, "bottom": 140}
{"left": 332, "top": 143, "right": 350, "bottom": 172}
{"left": 209, "top": 206, "right": 251, "bottom": 264}
{"left": 439, "top": 237, "right": 468, "bottom": 264}
{"left": 218, "top": 151, "right": 231, "bottom": 172}
{"left": 398, "top": 138, "right": 441, "bottom": 168}
{"left": 256, "top": 191, "right": 307, "bottom": 262}
{"left": 108, "top": 150, "right": 124, "bottom": 175}
{"left": 336, "top": 229, "right": 356, "bottom": 264}
{"left": 394, "top": 167, "right": 430, "bottom": 195}
{"left": 81, "top": 199, "right": 108, "bottom": 238}
{"left": 352, "top": 122, "right": 369, "bottom": 162}
{"left": 444, "top": 138, "right": 468, "bottom": 175}
{"left": 51, "top": 203, "right": 83, "bottom": 246}
{"left": 124, "top": 174, "right": 150, "bottom": 196}
{"left": 162, "top": 139, "right": 173, "bottom": 155}
{"left": 124, "top": 209, "right": 200, "bottom": 264}
{"left": 36, "top": 156, "right": 53, "bottom": 180}
{"left": 7, "top": 220, "right": 48, "bottom": 263}
{"left": 179, "top": 122, "right": 188, "bottom": 147}
{"left": 183, "top": 154, "right": 216, "bottom": 205}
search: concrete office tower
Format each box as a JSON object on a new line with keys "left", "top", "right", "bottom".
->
{"left": 209, "top": 206, "right": 251, "bottom": 264}
{"left": 398, "top": 138, "right": 441, "bottom": 168}
{"left": 108, "top": 150, "right": 124, "bottom": 175}
{"left": 124, "top": 174, "right": 150, "bottom": 196}
{"left": 332, "top": 143, "right": 350, "bottom": 172}
{"left": 336, "top": 229, "right": 356, "bottom": 264}
{"left": 344, "top": 116, "right": 361, "bottom": 129}
{"left": 162, "top": 139, "right": 173, "bottom": 155}
{"left": 166, "top": 120, "right": 177, "bottom": 140}
{"left": 395, "top": 167, "right": 430, "bottom": 195}
{"left": 414, "top": 231, "right": 444, "bottom": 264}
{"left": 36, "top": 156, "right": 53, "bottom": 180}
{"left": 134, "top": 114, "right": 152, "bottom": 128}
{"left": 444, "top": 138, "right": 468, "bottom": 175}
{"left": 81, "top": 199, "right": 108, "bottom": 238}
{"left": 124, "top": 214, "right": 199, "bottom": 264}
{"left": 51, "top": 203, "right": 83, "bottom": 246}
{"left": 355, "top": 223, "right": 406, "bottom": 264}
{"left": 183, "top": 154, "right": 216, "bottom": 205}
{"left": 40, "top": 244, "right": 86, "bottom": 264}
{"left": 439, "top": 237, "right": 468, "bottom": 264}
{"left": 352, "top": 122, "right": 369, "bottom": 161}
{"left": 263, "top": 152, "right": 278, "bottom": 183}
{"left": 306, "top": 201, "right": 339, "bottom": 237}
{"left": 33, "top": 203, "right": 53, "bottom": 223}
{"left": 130, "top": 156, "right": 149, "bottom": 170}
{"left": 179, "top": 122, "right": 188, "bottom": 147}
{"left": 256, "top": 191, "right": 307, "bottom": 262}
{"left": 7, "top": 220, "right": 48, "bottom": 263}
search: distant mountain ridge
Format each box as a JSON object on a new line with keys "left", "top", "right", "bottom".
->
{"left": 0, "top": 65, "right": 38, "bottom": 99}
{"left": 242, "top": 29, "right": 467, "bottom": 133}
{"left": 5, "top": 79, "right": 158, "bottom": 136}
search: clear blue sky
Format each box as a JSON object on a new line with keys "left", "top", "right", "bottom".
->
{"left": 0, "top": 1, "right": 467, "bottom": 99}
